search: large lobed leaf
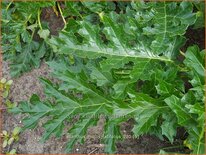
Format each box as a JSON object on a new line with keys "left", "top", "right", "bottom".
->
{"left": 49, "top": 1, "right": 196, "bottom": 61}
{"left": 48, "top": 1, "right": 196, "bottom": 87}
{"left": 10, "top": 59, "right": 174, "bottom": 153}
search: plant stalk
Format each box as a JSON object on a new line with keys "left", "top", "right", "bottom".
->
{"left": 180, "top": 51, "right": 185, "bottom": 57}
{"left": 57, "top": 2, "right": 67, "bottom": 29}
{"left": 6, "top": 1, "right": 13, "bottom": 11}
{"left": 38, "top": 9, "right": 43, "bottom": 30}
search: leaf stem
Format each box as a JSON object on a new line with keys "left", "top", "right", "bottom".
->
{"left": 38, "top": 9, "right": 43, "bottom": 30}
{"left": 57, "top": 2, "right": 67, "bottom": 29}
{"left": 24, "top": 14, "right": 32, "bottom": 25}
{"left": 6, "top": 0, "right": 13, "bottom": 11}
{"left": 193, "top": 3, "right": 201, "bottom": 11}
{"left": 29, "top": 27, "right": 35, "bottom": 43}
{"left": 180, "top": 51, "right": 185, "bottom": 57}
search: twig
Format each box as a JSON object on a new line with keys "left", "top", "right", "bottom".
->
{"left": 87, "top": 144, "right": 104, "bottom": 148}
{"left": 88, "top": 148, "right": 98, "bottom": 155}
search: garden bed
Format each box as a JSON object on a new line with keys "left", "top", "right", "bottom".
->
{"left": 1, "top": 1, "right": 205, "bottom": 154}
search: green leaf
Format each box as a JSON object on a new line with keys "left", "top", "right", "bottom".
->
{"left": 46, "top": 61, "right": 116, "bottom": 105}
{"left": 12, "top": 66, "right": 117, "bottom": 152}
{"left": 1, "top": 78, "right": 7, "bottom": 84}
{"left": 130, "top": 59, "right": 153, "bottom": 81}
{"left": 6, "top": 80, "right": 13, "bottom": 86}
{"left": 48, "top": 2, "right": 196, "bottom": 88}
{"left": 193, "top": 2, "right": 205, "bottom": 29}
{"left": 11, "top": 96, "right": 52, "bottom": 129}
{"left": 2, "top": 91, "right": 9, "bottom": 98}
{"left": 12, "top": 127, "right": 21, "bottom": 136}
{"left": 156, "top": 80, "right": 174, "bottom": 96}
{"left": 103, "top": 122, "right": 122, "bottom": 153}
{"left": 185, "top": 102, "right": 205, "bottom": 154}
{"left": 38, "top": 29, "right": 50, "bottom": 40}
{"left": 112, "top": 80, "right": 129, "bottom": 99}
{"left": 112, "top": 92, "right": 166, "bottom": 137}
{"left": 164, "top": 92, "right": 204, "bottom": 153}
{"left": 184, "top": 45, "right": 205, "bottom": 103}
{"left": 184, "top": 45, "right": 205, "bottom": 79}
{"left": 82, "top": 2, "right": 115, "bottom": 13}
{"left": 144, "top": 2, "right": 195, "bottom": 56}
{"left": 9, "top": 41, "right": 44, "bottom": 77}
{"left": 132, "top": 107, "right": 160, "bottom": 137}
{"left": 8, "top": 149, "right": 16, "bottom": 155}
{"left": 161, "top": 113, "right": 177, "bottom": 143}
{"left": 8, "top": 137, "right": 14, "bottom": 145}
{"left": 164, "top": 95, "right": 196, "bottom": 126}
{"left": 2, "top": 2, "right": 54, "bottom": 77}
{"left": 2, "top": 130, "right": 8, "bottom": 136}
{"left": 87, "top": 62, "right": 113, "bottom": 86}
{"left": 3, "top": 140, "right": 8, "bottom": 148}
{"left": 186, "top": 123, "right": 205, "bottom": 154}
{"left": 40, "top": 78, "right": 81, "bottom": 107}
{"left": 50, "top": 21, "right": 172, "bottom": 61}
{"left": 66, "top": 117, "right": 99, "bottom": 152}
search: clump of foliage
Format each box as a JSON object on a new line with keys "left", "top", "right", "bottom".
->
{"left": 0, "top": 78, "right": 13, "bottom": 99}
{"left": 0, "top": 78, "right": 20, "bottom": 154}
{"left": 0, "top": 78, "right": 17, "bottom": 109}
{"left": 2, "top": 1, "right": 205, "bottom": 154}
{"left": 2, "top": 2, "right": 55, "bottom": 77}
{"left": 2, "top": 127, "right": 21, "bottom": 155}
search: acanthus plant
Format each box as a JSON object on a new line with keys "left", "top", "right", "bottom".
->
{"left": 2, "top": 1, "right": 205, "bottom": 154}
{"left": 2, "top": 2, "right": 55, "bottom": 77}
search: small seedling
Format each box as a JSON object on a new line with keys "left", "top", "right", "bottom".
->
{"left": 2, "top": 130, "right": 9, "bottom": 148}
{"left": 0, "top": 78, "right": 17, "bottom": 111}
{"left": 2, "top": 127, "right": 21, "bottom": 154}
{"left": 1, "top": 78, "right": 19, "bottom": 154}
{"left": 6, "top": 149, "right": 16, "bottom": 155}
{"left": 2, "top": 127, "right": 21, "bottom": 148}
{"left": 5, "top": 100, "right": 17, "bottom": 110}
{"left": 0, "top": 78, "right": 13, "bottom": 98}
